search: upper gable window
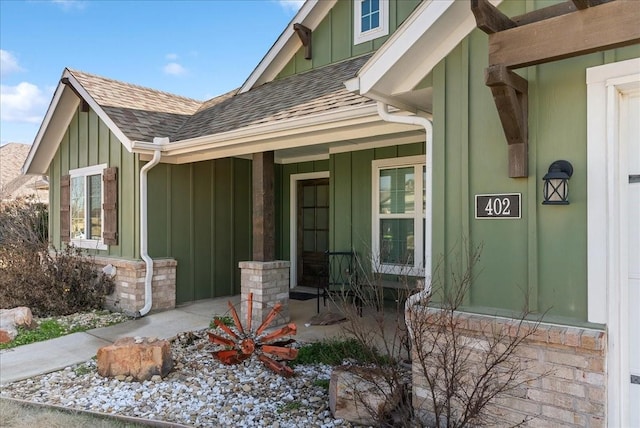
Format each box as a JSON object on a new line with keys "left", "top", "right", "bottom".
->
{"left": 354, "top": 0, "right": 389, "bottom": 45}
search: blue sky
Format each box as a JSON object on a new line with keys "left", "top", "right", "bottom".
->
{"left": 0, "top": 0, "right": 304, "bottom": 146}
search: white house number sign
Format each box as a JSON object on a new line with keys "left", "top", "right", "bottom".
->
{"left": 475, "top": 193, "right": 521, "bottom": 219}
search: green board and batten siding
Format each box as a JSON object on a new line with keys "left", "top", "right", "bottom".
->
{"left": 277, "top": 0, "right": 421, "bottom": 78}
{"left": 147, "top": 159, "right": 252, "bottom": 304}
{"left": 275, "top": 0, "right": 639, "bottom": 325}
{"left": 427, "top": 0, "right": 640, "bottom": 323}
{"left": 48, "top": 107, "right": 139, "bottom": 259}
{"left": 48, "top": 107, "right": 252, "bottom": 304}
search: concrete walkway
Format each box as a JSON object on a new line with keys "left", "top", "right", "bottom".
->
{"left": 0, "top": 291, "right": 348, "bottom": 385}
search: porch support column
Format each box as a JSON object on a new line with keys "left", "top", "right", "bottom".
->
{"left": 239, "top": 151, "right": 290, "bottom": 328}
{"left": 252, "top": 151, "right": 275, "bottom": 261}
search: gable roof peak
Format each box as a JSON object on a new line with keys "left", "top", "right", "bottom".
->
{"left": 239, "top": 0, "right": 337, "bottom": 93}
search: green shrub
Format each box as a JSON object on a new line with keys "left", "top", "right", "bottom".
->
{"left": 209, "top": 315, "right": 235, "bottom": 330}
{"left": 291, "top": 338, "right": 391, "bottom": 367}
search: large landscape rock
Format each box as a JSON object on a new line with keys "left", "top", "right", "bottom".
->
{"left": 0, "top": 307, "right": 35, "bottom": 344}
{"left": 97, "top": 337, "right": 173, "bottom": 381}
{"left": 329, "top": 365, "right": 403, "bottom": 426}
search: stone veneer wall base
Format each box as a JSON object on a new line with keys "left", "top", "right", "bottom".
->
{"left": 410, "top": 310, "right": 606, "bottom": 428}
{"left": 239, "top": 260, "right": 290, "bottom": 329}
{"left": 93, "top": 256, "right": 177, "bottom": 314}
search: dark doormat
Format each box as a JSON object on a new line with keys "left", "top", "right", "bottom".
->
{"left": 289, "top": 291, "right": 317, "bottom": 301}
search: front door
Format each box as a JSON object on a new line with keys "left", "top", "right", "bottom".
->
{"left": 626, "top": 88, "right": 640, "bottom": 428}
{"left": 297, "top": 178, "right": 329, "bottom": 288}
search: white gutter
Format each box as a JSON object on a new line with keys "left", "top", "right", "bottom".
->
{"left": 137, "top": 137, "right": 164, "bottom": 317}
{"left": 376, "top": 102, "right": 433, "bottom": 323}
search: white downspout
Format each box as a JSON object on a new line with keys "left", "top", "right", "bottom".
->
{"left": 376, "top": 102, "right": 433, "bottom": 317}
{"left": 137, "top": 137, "right": 164, "bottom": 317}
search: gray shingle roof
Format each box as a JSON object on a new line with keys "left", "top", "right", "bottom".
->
{"left": 0, "top": 143, "right": 49, "bottom": 201}
{"left": 172, "top": 54, "right": 374, "bottom": 141}
{"left": 68, "top": 70, "right": 203, "bottom": 142}
{"left": 68, "top": 54, "right": 373, "bottom": 144}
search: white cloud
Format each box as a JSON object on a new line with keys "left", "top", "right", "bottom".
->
{"left": 51, "top": 0, "right": 86, "bottom": 11}
{"left": 0, "top": 50, "right": 24, "bottom": 76}
{"left": 163, "top": 62, "right": 187, "bottom": 76}
{"left": 165, "top": 53, "right": 178, "bottom": 61}
{"left": 0, "top": 82, "right": 49, "bottom": 123}
{"left": 277, "top": 0, "right": 305, "bottom": 13}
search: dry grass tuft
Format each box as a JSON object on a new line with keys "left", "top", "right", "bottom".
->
{"left": 0, "top": 399, "right": 145, "bottom": 428}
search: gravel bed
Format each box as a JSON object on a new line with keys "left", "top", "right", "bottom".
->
{"left": 1, "top": 329, "right": 353, "bottom": 428}
{"left": 41, "top": 310, "right": 131, "bottom": 332}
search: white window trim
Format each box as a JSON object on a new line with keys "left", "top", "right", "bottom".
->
{"left": 354, "top": 0, "right": 389, "bottom": 45}
{"left": 586, "top": 57, "right": 640, "bottom": 428}
{"left": 69, "top": 163, "right": 108, "bottom": 250}
{"left": 372, "top": 155, "right": 425, "bottom": 276}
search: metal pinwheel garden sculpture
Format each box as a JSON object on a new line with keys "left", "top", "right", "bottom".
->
{"left": 207, "top": 292, "right": 298, "bottom": 377}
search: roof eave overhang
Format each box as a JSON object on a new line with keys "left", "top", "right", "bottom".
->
{"left": 23, "top": 69, "right": 134, "bottom": 175}
{"left": 239, "top": 0, "right": 337, "bottom": 93}
{"left": 23, "top": 80, "right": 78, "bottom": 175}
{"left": 131, "top": 103, "right": 421, "bottom": 163}
{"left": 353, "top": 0, "right": 503, "bottom": 105}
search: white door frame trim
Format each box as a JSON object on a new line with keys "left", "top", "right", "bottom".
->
{"left": 586, "top": 57, "right": 640, "bottom": 428}
{"left": 289, "top": 171, "right": 330, "bottom": 288}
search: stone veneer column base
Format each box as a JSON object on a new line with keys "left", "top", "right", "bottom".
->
{"left": 239, "top": 260, "right": 290, "bottom": 329}
{"left": 93, "top": 256, "right": 177, "bottom": 314}
{"left": 410, "top": 310, "right": 606, "bottom": 428}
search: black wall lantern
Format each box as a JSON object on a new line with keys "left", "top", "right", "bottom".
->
{"left": 542, "top": 160, "right": 573, "bottom": 205}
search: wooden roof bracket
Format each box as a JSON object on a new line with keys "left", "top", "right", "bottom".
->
{"left": 293, "top": 23, "right": 312, "bottom": 60}
{"left": 471, "top": 0, "right": 638, "bottom": 178}
{"left": 61, "top": 77, "right": 90, "bottom": 112}
{"left": 485, "top": 65, "right": 528, "bottom": 178}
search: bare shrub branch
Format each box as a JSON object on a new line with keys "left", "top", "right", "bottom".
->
{"left": 0, "top": 198, "right": 114, "bottom": 316}
{"left": 329, "top": 243, "right": 550, "bottom": 427}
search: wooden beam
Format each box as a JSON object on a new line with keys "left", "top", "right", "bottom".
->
{"left": 571, "top": 0, "right": 611, "bottom": 10}
{"left": 471, "top": 0, "right": 516, "bottom": 34}
{"left": 485, "top": 65, "right": 528, "bottom": 178}
{"left": 252, "top": 151, "right": 276, "bottom": 261}
{"left": 511, "top": 1, "right": 577, "bottom": 25}
{"left": 489, "top": 0, "right": 640, "bottom": 68}
{"left": 293, "top": 23, "right": 312, "bottom": 60}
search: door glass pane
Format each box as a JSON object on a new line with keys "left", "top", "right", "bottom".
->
{"left": 70, "top": 177, "right": 85, "bottom": 239}
{"left": 303, "top": 208, "right": 315, "bottom": 229}
{"left": 303, "top": 185, "right": 315, "bottom": 207}
{"left": 380, "top": 219, "right": 414, "bottom": 265}
{"left": 88, "top": 174, "right": 101, "bottom": 240}
{"left": 316, "top": 207, "right": 329, "bottom": 229}
{"left": 317, "top": 184, "right": 329, "bottom": 206}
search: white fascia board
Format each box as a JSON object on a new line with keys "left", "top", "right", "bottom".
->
{"left": 63, "top": 72, "right": 133, "bottom": 152}
{"left": 167, "top": 120, "right": 415, "bottom": 164}
{"left": 23, "top": 81, "right": 77, "bottom": 174}
{"left": 24, "top": 70, "right": 134, "bottom": 175}
{"left": 357, "top": 0, "right": 502, "bottom": 97}
{"left": 132, "top": 105, "right": 419, "bottom": 163}
{"left": 132, "top": 104, "right": 381, "bottom": 156}
{"left": 239, "top": 0, "right": 337, "bottom": 93}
